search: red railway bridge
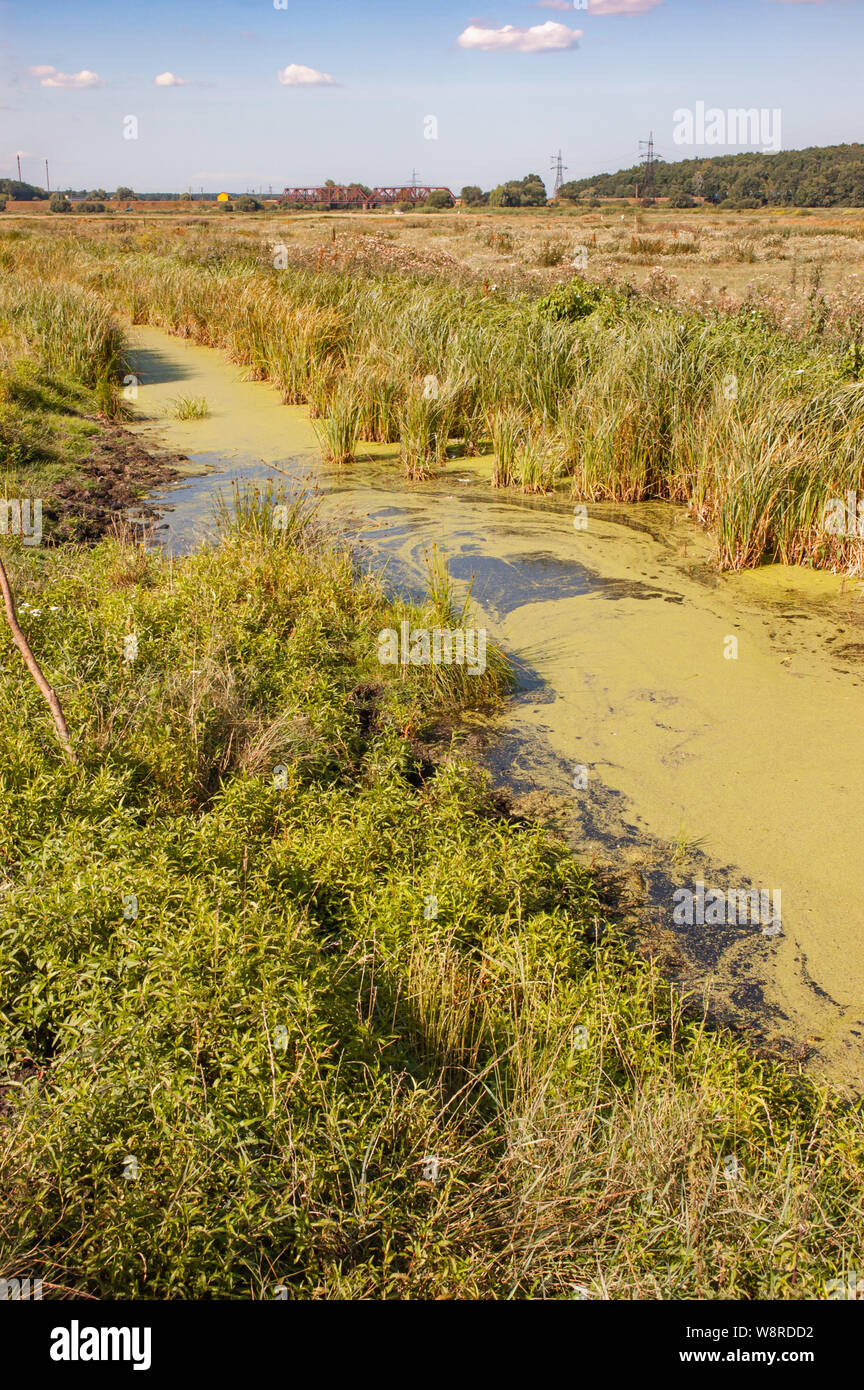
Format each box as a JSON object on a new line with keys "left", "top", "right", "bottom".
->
{"left": 280, "top": 184, "right": 455, "bottom": 209}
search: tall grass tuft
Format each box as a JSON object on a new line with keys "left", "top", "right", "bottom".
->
{"left": 312, "top": 380, "right": 362, "bottom": 465}
{"left": 514, "top": 431, "right": 561, "bottom": 494}
{"left": 396, "top": 385, "right": 456, "bottom": 480}
{"left": 488, "top": 408, "right": 524, "bottom": 487}
{"left": 213, "top": 478, "right": 320, "bottom": 549}
{"left": 384, "top": 543, "right": 513, "bottom": 713}
{"left": 171, "top": 394, "right": 209, "bottom": 420}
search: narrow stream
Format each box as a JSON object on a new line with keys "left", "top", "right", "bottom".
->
{"left": 128, "top": 324, "right": 864, "bottom": 1087}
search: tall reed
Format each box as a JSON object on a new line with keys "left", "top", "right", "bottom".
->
{"left": 9, "top": 226, "right": 864, "bottom": 571}
{"left": 313, "top": 380, "right": 362, "bottom": 465}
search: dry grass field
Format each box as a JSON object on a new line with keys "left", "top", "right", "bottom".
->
{"left": 228, "top": 203, "right": 864, "bottom": 306}
{"left": 8, "top": 200, "right": 864, "bottom": 306}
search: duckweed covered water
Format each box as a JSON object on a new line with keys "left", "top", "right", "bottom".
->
{"left": 129, "top": 325, "right": 864, "bottom": 1085}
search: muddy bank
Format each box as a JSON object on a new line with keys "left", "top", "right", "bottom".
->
{"left": 44, "top": 419, "right": 190, "bottom": 543}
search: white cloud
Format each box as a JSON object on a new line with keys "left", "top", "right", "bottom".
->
{"left": 457, "top": 21, "right": 581, "bottom": 52}
{"left": 277, "top": 63, "right": 336, "bottom": 86}
{"left": 154, "top": 72, "right": 186, "bottom": 87}
{"left": 29, "top": 65, "right": 102, "bottom": 89}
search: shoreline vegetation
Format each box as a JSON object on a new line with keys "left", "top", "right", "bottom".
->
{"left": 2, "top": 223, "right": 864, "bottom": 1298}
{"left": 4, "top": 220, "right": 864, "bottom": 570}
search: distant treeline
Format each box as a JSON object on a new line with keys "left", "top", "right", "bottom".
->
{"left": 9, "top": 145, "right": 864, "bottom": 212}
{"left": 1, "top": 176, "right": 550, "bottom": 210}
{"left": 558, "top": 144, "right": 864, "bottom": 208}
{"left": 0, "top": 182, "right": 249, "bottom": 202}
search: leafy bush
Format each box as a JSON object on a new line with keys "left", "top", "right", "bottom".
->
{"left": 536, "top": 275, "right": 631, "bottom": 325}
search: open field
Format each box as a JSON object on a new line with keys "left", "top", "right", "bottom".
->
{"left": 9, "top": 201, "right": 864, "bottom": 298}
{"left": 238, "top": 204, "right": 864, "bottom": 303}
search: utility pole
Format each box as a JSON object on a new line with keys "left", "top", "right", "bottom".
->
{"left": 638, "top": 132, "right": 660, "bottom": 201}
{"left": 16, "top": 154, "right": 22, "bottom": 183}
{"left": 550, "top": 149, "right": 567, "bottom": 198}
{"left": 45, "top": 159, "right": 50, "bottom": 193}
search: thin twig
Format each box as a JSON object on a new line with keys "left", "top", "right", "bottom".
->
{"left": 0, "top": 550, "right": 76, "bottom": 763}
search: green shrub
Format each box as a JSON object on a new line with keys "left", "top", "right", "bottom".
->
{"left": 536, "top": 276, "right": 631, "bottom": 325}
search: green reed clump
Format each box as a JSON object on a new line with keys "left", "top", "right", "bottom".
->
{"left": 306, "top": 366, "right": 337, "bottom": 420}
{"left": 348, "top": 367, "right": 403, "bottom": 442}
{"left": 170, "top": 394, "right": 209, "bottom": 420}
{"left": 396, "top": 383, "right": 456, "bottom": 479}
{"left": 0, "top": 280, "right": 126, "bottom": 389}
{"left": 488, "top": 408, "right": 524, "bottom": 487}
{"left": 313, "top": 380, "right": 362, "bottom": 465}
{"left": 0, "top": 276, "right": 127, "bottom": 435}
{"left": 513, "top": 432, "right": 561, "bottom": 493}
{"left": 380, "top": 544, "right": 512, "bottom": 717}
{"left": 213, "top": 478, "right": 320, "bottom": 550}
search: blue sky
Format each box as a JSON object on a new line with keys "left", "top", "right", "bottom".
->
{"left": 1, "top": 0, "right": 861, "bottom": 193}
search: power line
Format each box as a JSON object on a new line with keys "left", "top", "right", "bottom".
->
{"left": 550, "top": 149, "right": 567, "bottom": 197}
{"left": 638, "top": 132, "right": 664, "bottom": 200}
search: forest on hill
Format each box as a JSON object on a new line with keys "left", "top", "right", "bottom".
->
{"left": 559, "top": 144, "right": 864, "bottom": 208}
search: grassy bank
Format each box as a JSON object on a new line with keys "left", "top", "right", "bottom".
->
{"left": 1, "top": 498, "right": 862, "bottom": 1299}
{"left": 0, "top": 275, "right": 120, "bottom": 490}
{"left": 0, "top": 269, "right": 181, "bottom": 542}
{"left": 4, "top": 221, "right": 864, "bottom": 570}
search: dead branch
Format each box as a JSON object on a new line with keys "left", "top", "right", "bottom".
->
{"left": 0, "top": 551, "right": 76, "bottom": 764}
